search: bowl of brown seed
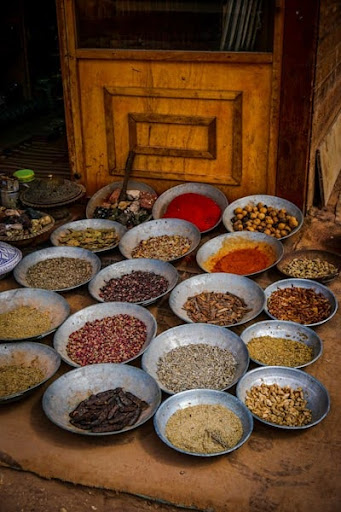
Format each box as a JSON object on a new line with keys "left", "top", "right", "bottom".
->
{"left": 236, "top": 366, "right": 330, "bottom": 429}
{"left": 277, "top": 249, "right": 341, "bottom": 283}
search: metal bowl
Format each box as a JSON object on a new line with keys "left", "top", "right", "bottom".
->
{"left": 13, "top": 246, "right": 101, "bottom": 292}
{"left": 119, "top": 218, "right": 201, "bottom": 262}
{"left": 154, "top": 389, "right": 253, "bottom": 456}
{"left": 196, "top": 232, "right": 283, "bottom": 277}
{"left": 141, "top": 323, "right": 249, "bottom": 394}
{"left": 277, "top": 249, "right": 341, "bottom": 283}
{"left": 264, "top": 278, "right": 338, "bottom": 327}
{"left": 240, "top": 320, "right": 323, "bottom": 369}
{"left": 152, "top": 182, "right": 228, "bottom": 233}
{"left": 88, "top": 258, "right": 179, "bottom": 306}
{"left": 0, "top": 342, "right": 61, "bottom": 403}
{"left": 0, "top": 288, "right": 70, "bottom": 342}
{"left": 169, "top": 273, "right": 265, "bottom": 328}
{"left": 53, "top": 302, "right": 157, "bottom": 367}
{"left": 222, "top": 194, "right": 303, "bottom": 240}
{"left": 42, "top": 363, "right": 161, "bottom": 435}
{"left": 236, "top": 366, "right": 330, "bottom": 429}
{"left": 50, "top": 218, "right": 127, "bottom": 253}
{"left": 0, "top": 241, "right": 22, "bottom": 279}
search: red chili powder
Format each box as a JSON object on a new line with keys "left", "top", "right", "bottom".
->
{"left": 162, "top": 193, "right": 221, "bottom": 231}
{"left": 212, "top": 247, "right": 273, "bottom": 274}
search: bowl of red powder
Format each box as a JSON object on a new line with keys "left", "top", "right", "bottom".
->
{"left": 152, "top": 183, "right": 228, "bottom": 233}
{"left": 196, "top": 232, "right": 283, "bottom": 277}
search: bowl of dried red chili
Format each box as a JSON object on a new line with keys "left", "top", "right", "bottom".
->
{"left": 196, "top": 232, "right": 283, "bottom": 276}
{"left": 264, "top": 278, "right": 338, "bottom": 327}
{"left": 152, "top": 182, "right": 228, "bottom": 233}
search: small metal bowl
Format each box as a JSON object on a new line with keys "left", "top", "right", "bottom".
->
{"left": 236, "top": 366, "right": 330, "bottom": 429}
{"left": 222, "top": 194, "right": 303, "bottom": 240}
{"left": 196, "top": 232, "right": 283, "bottom": 277}
{"left": 0, "top": 241, "right": 22, "bottom": 279}
{"left": 277, "top": 249, "right": 341, "bottom": 283}
{"left": 152, "top": 182, "right": 228, "bottom": 233}
{"left": 13, "top": 246, "right": 101, "bottom": 292}
{"left": 89, "top": 258, "right": 179, "bottom": 306}
{"left": 119, "top": 218, "right": 201, "bottom": 262}
{"left": 42, "top": 363, "right": 161, "bottom": 435}
{"left": 53, "top": 302, "right": 157, "bottom": 367}
{"left": 141, "top": 323, "right": 249, "bottom": 394}
{"left": 0, "top": 288, "right": 70, "bottom": 342}
{"left": 240, "top": 320, "right": 323, "bottom": 369}
{"left": 154, "top": 389, "right": 253, "bottom": 456}
{"left": 264, "top": 278, "right": 338, "bottom": 327}
{"left": 0, "top": 342, "right": 61, "bottom": 403}
{"left": 50, "top": 218, "right": 127, "bottom": 253}
{"left": 169, "top": 273, "right": 265, "bottom": 328}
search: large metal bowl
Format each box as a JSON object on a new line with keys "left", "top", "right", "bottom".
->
{"left": 0, "top": 342, "right": 61, "bottom": 403}
{"left": 119, "top": 218, "right": 201, "bottom": 262}
{"left": 89, "top": 258, "right": 179, "bottom": 306}
{"left": 240, "top": 320, "right": 323, "bottom": 369}
{"left": 154, "top": 389, "right": 253, "bottom": 457}
{"left": 152, "top": 182, "right": 228, "bottom": 233}
{"left": 141, "top": 323, "right": 249, "bottom": 394}
{"left": 53, "top": 302, "right": 157, "bottom": 367}
{"left": 196, "top": 232, "right": 283, "bottom": 277}
{"left": 42, "top": 363, "right": 161, "bottom": 435}
{"left": 236, "top": 366, "right": 330, "bottom": 429}
{"left": 0, "top": 241, "right": 22, "bottom": 279}
{"left": 264, "top": 278, "right": 338, "bottom": 327}
{"left": 222, "top": 194, "right": 303, "bottom": 240}
{"left": 277, "top": 249, "right": 341, "bottom": 283}
{"left": 0, "top": 288, "right": 70, "bottom": 342}
{"left": 169, "top": 273, "right": 265, "bottom": 328}
{"left": 13, "top": 246, "right": 101, "bottom": 292}
{"left": 50, "top": 218, "right": 127, "bottom": 253}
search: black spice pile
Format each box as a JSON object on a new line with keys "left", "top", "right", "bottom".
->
{"left": 99, "top": 270, "right": 169, "bottom": 302}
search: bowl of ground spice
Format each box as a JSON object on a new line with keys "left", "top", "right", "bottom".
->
{"left": 236, "top": 366, "right": 330, "bottom": 429}
{"left": 240, "top": 320, "right": 322, "bottom": 369}
{"left": 277, "top": 249, "right": 341, "bottom": 283}
{"left": 196, "top": 231, "right": 283, "bottom": 276}
{"left": 264, "top": 278, "right": 337, "bottom": 327}
{"left": 152, "top": 182, "right": 228, "bottom": 233}
{"left": 0, "top": 288, "right": 70, "bottom": 341}
{"left": 0, "top": 342, "right": 61, "bottom": 403}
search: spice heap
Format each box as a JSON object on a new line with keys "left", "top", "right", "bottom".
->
{"left": 247, "top": 336, "right": 314, "bottom": 367}
{"left": 0, "top": 365, "right": 45, "bottom": 397}
{"left": 99, "top": 270, "right": 169, "bottom": 303}
{"left": 156, "top": 344, "right": 237, "bottom": 393}
{"left": 57, "top": 227, "right": 119, "bottom": 251}
{"left": 23, "top": 178, "right": 81, "bottom": 204}
{"left": 267, "top": 286, "right": 332, "bottom": 324}
{"left": 162, "top": 193, "right": 222, "bottom": 232}
{"left": 183, "top": 291, "right": 251, "bottom": 325}
{"left": 66, "top": 314, "right": 147, "bottom": 365}
{"left": 166, "top": 404, "right": 243, "bottom": 454}
{"left": 94, "top": 188, "right": 157, "bottom": 228}
{"left": 245, "top": 383, "right": 312, "bottom": 427}
{"left": 26, "top": 257, "right": 93, "bottom": 290}
{"left": 231, "top": 202, "right": 299, "bottom": 238}
{"left": 131, "top": 235, "right": 191, "bottom": 261}
{"left": 0, "top": 207, "right": 53, "bottom": 239}
{"left": 0, "top": 306, "right": 51, "bottom": 339}
{"left": 69, "top": 388, "right": 149, "bottom": 433}
{"left": 281, "top": 256, "right": 338, "bottom": 279}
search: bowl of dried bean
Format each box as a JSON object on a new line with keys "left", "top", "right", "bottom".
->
{"left": 53, "top": 302, "right": 157, "bottom": 367}
{"left": 0, "top": 341, "right": 61, "bottom": 403}
{"left": 88, "top": 258, "right": 179, "bottom": 306}
{"left": 50, "top": 218, "right": 127, "bottom": 253}
{"left": 236, "top": 366, "right": 330, "bottom": 429}
{"left": 154, "top": 389, "right": 253, "bottom": 456}
{"left": 169, "top": 273, "right": 265, "bottom": 328}
{"left": 264, "top": 278, "right": 337, "bottom": 327}
{"left": 42, "top": 363, "right": 161, "bottom": 435}
{"left": 13, "top": 246, "right": 101, "bottom": 292}
{"left": 0, "top": 288, "right": 70, "bottom": 342}
{"left": 222, "top": 195, "right": 303, "bottom": 240}
{"left": 277, "top": 249, "right": 341, "bottom": 283}
{"left": 240, "top": 320, "right": 323, "bottom": 369}
{"left": 119, "top": 218, "right": 201, "bottom": 262}
{"left": 142, "top": 323, "right": 249, "bottom": 394}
